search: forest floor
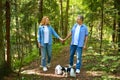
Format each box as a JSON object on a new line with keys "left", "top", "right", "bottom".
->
{"left": 3, "top": 45, "right": 120, "bottom": 80}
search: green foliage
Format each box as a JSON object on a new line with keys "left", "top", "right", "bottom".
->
{"left": 52, "top": 43, "right": 68, "bottom": 56}
{"left": 23, "top": 48, "right": 39, "bottom": 64}
{"left": 42, "top": 0, "right": 60, "bottom": 26}
{"left": 84, "top": 55, "right": 120, "bottom": 79}
{"left": 101, "top": 55, "right": 120, "bottom": 73}
{"left": 85, "top": 37, "right": 120, "bottom": 79}
{"left": 12, "top": 46, "right": 39, "bottom": 70}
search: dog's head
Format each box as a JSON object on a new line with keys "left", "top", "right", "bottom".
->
{"left": 55, "top": 65, "right": 63, "bottom": 75}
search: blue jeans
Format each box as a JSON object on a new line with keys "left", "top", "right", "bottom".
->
{"left": 69, "top": 45, "right": 83, "bottom": 69}
{"left": 41, "top": 44, "right": 52, "bottom": 67}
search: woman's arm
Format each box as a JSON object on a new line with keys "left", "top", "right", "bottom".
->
{"left": 37, "top": 27, "right": 42, "bottom": 48}
{"left": 50, "top": 27, "right": 63, "bottom": 42}
{"left": 64, "top": 32, "right": 72, "bottom": 41}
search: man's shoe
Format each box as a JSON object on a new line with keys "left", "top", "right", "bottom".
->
{"left": 69, "top": 65, "right": 73, "bottom": 68}
{"left": 76, "top": 69, "right": 80, "bottom": 74}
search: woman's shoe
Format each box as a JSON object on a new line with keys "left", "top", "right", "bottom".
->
{"left": 43, "top": 67, "right": 48, "bottom": 71}
{"left": 47, "top": 63, "right": 51, "bottom": 68}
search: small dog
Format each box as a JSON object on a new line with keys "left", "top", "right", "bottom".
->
{"left": 55, "top": 65, "right": 76, "bottom": 77}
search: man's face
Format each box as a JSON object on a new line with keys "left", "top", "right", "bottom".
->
{"left": 76, "top": 17, "right": 82, "bottom": 24}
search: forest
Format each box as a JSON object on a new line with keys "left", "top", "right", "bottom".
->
{"left": 0, "top": 0, "right": 120, "bottom": 80}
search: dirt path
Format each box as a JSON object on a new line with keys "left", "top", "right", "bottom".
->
{"left": 3, "top": 46, "right": 107, "bottom": 80}
{"left": 3, "top": 45, "right": 120, "bottom": 80}
{"left": 17, "top": 46, "right": 101, "bottom": 80}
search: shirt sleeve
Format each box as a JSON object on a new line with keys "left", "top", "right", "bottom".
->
{"left": 51, "top": 27, "right": 60, "bottom": 39}
{"left": 85, "top": 27, "right": 88, "bottom": 36}
{"left": 37, "top": 26, "right": 41, "bottom": 43}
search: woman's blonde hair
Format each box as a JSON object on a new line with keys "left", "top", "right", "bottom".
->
{"left": 40, "top": 16, "right": 50, "bottom": 25}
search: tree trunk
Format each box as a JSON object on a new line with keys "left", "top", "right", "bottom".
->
{"left": 60, "top": 0, "right": 63, "bottom": 37}
{"left": 14, "top": 0, "right": 21, "bottom": 59}
{"left": 0, "top": 0, "right": 6, "bottom": 78}
{"left": 112, "top": 0, "right": 117, "bottom": 42}
{"left": 118, "top": 11, "right": 120, "bottom": 51}
{"left": 115, "top": 0, "right": 120, "bottom": 51}
{"left": 112, "top": 14, "right": 116, "bottom": 42}
{"left": 38, "top": 0, "right": 43, "bottom": 22}
{"left": 38, "top": 0, "right": 43, "bottom": 55}
{"left": 6, "top": 0, "right": 11, "bottom": 72}
{"left": 35, "top": 23, "right": 38, "bottom": 47}
{"left": 100, "top": 0, "right": 104, "bottom": 54}
{"left": 89, "top": 0, "right": 93, "bottom": 40}
{"left": 28, "top": 21, "right": 32, "bottom": 53}
{"left": 64, "top": 0, "right": 69, "bottom": 37}
{"left": 117, "top": 12, "right": 120, "bottom": 51}
{"left": 89, "top": 23, "right": 93, "bottom": 40}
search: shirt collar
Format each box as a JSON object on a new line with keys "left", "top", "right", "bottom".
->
{"left": 77, "top": 23, "right": 82, "bottom": 27}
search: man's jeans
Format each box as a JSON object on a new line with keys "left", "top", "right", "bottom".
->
{"left": 69, "top": 45, "right": 83, "bottom": 69}
{"left": 41, "top": 44, "right": 52, "bottom": 67}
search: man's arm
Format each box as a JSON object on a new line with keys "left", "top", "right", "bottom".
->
{"left": 83, "top": 36, "right": 88, "bottom": 49}
{"left": 64, "top": 32, "right": 72, "bottom": 41}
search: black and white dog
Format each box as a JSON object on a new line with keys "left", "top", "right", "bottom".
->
{"left": 55, "top": 65, "right": 76, "bottom": 77}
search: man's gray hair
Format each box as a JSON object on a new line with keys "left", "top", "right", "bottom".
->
{"left": 78, "top": 15, "right": 84, "bottom": 21}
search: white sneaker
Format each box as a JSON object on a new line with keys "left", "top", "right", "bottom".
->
{"left": 76, "top": 69, "right": 80, "bottom": 74}
{"left": 47, "top": 63, "right": 51, "bottom": 68}
{"left": 69, "top": 65, "right": 73, "bottom": 68}
{"left": 43, "top": 67, "right": 48, "bottom": 71}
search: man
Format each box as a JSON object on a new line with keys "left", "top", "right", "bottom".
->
{"left": 64, "top": 15, "right": 88, "bottom": 73}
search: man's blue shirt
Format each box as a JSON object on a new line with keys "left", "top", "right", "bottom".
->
{"left": 71, "top": 23, "right": 88, "bottom": 47}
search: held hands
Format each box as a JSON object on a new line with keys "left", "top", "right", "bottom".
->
{"left": 59, "top": 32, "right": 71, "bottom": 43}
{"left": 62, "top": 39, "right": 66, "bottom": 42}
{"left": 59, "top": 38, "right": 64, "bottom": 43}
{"left": 59, "top": 38, "right": 66, "bottom": 43}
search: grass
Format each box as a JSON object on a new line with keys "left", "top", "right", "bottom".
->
{"left": 12, "top": 45, "right": 39, "bottom": 70}
{"left": 52, "top": 42, "right": 69, "bottom": 56}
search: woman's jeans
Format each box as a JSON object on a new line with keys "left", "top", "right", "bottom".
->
{"left": 69, "top": 45, "right": 83, "bottom": 70}
{"left": 41, "top": 44, "right": 52, "bottom": 67}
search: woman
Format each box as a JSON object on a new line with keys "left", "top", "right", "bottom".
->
{"left": 38, "top": 16, "right": 63, "bottom": 71}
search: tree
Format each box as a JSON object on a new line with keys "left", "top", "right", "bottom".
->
{"left": 0, "top": 0, "right": 6, "bottom": 78}
{"left": 114, "top": 0, "right": 120, "bottom": 51}
{"left": 14, "top": 0, "right": 21, "bottom": 59}
{"left": 6, "top": 0, "right": 11, "bottom": 72}
{"left": 100, "top": 0, "right": 104, "bottom": 54}
{"left": 38, "top": 0, "right": 43, "bottom": 22}
{"left": 59, "top": 0, "right": 64, "bottom": 37}
{"left": 116, "top": 0, "right": 120, "bottom": 51}
{"left": 64, "top": 0, "right": 69, "bottom": 37}
{"left": 112, "top": 0, "right": 117, "bottom": 42}
{"left": 38, "top": 0, "right": 43, "bottom": 55}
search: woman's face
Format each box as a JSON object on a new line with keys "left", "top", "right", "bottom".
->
{"left": 45, "top": 18, "right": 50, "bottom": 25}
